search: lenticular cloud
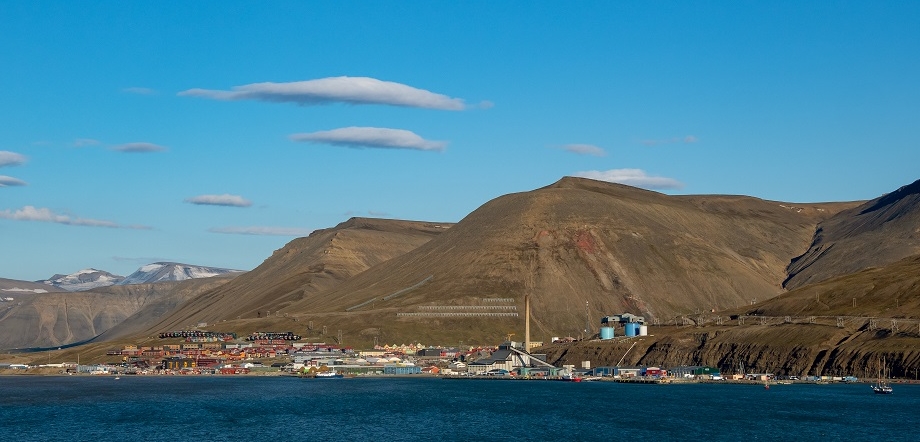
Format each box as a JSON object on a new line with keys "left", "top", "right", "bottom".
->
{"left": 0, "top": 151, "right": 27, "bottom": 167}
{"left": 0, "top": 206, "right": 118, "bottom": 227}
{"left": 563, "top": 144, "right": 606, "bottom": 157}
{"left": 290, "top": 127, "right": 446, "bottom": 151}
{"left": 0, "top": 175, "right": 27, "bottom": 187}
{"left": 113, "top": 142, "right": 167, "bottom": 153}
{"left": 572, "top": 169, "right": 684, "bottom": 190}
{"left": 185, "top": 194, "right": 252, "bottom": 207}
{"left": 179, "top": 76, "right": 466, "bottom": 110}
{"left": 209, "top": 226, "right": 313, "bottom": 236}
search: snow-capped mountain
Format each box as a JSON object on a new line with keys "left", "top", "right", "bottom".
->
{"left": 117, "top": 262, "right": 244, "bottom": 286}
{"left": 37, "top": 269, "right": 126, "bottom": 292}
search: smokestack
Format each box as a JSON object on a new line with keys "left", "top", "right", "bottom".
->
{"left": 525, "top": 295, "right": 531, "bottom": 353}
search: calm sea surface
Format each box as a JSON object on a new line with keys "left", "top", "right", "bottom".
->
{"left": 2, "top": 376, "right": 918, "bottom": 441}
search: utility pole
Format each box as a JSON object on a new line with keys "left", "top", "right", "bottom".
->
{"left": 584, "top": 300, "right": 590, "bottom": 335}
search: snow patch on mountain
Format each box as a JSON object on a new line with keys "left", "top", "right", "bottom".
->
{"left": 37, "top": 269, "right": 126, "bottom": 292}
{"left": 2, "top": 287, "right": 49, "bottom": 293}
{"left": 117, "top": 262, "right": 244, "bottom": 286}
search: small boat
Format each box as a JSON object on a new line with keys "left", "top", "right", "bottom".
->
{"left": 314, "top": 371, "right": 343, "bottom": 378}
{"left": 560, "top": 372, "right": 582, "bottom": 382}
{"left": 872, "top": 359, "right": 893, "bottom": 395}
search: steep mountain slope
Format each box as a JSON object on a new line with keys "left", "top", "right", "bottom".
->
{"left": 745, "top": 253, "right": 920, "bottom": 318}
{"left": 88, "top": 276, "right": 241, "bottom": 342}
{"left": 143, "top": 218, "right": 451, "bottom": 331}
{"left": 37, "top": 269, "right": 125, "bottom": 291}
{"left": 259, "top": 177, "right": 854, "bottom": 341}
{"left": 784, "top": 179, "right": 920, "bottom": 289}
{"left": 118, "top": 262, "right": 243, "bottom": 285}
{"left": 0, "top": 276, "right": 236, "bottom": 350}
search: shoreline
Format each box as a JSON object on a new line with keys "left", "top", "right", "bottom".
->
{"left": 5, "top": 369, "right": 918, "bottom": 386}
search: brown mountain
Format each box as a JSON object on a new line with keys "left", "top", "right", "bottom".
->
{"left": 0, "top": 276, "right": 235, "bottom": 350}
{"left": 143, "top": 218, "right": 452, "bottom": 332}
{"left": 138, "top": 177, "right": 854, "bottom": 348}
{"left": 540, "top": 253, "right": 920, "bottom": 378}
{"left": 784, "top": 179, "right": 920, "bottom": 290}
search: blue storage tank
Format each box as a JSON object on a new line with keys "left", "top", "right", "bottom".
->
{"left": 625, "top": 322, "right": 639, "bottom": 337}
{"left": 600, "top": 327, "right": 615, "bottom": 340}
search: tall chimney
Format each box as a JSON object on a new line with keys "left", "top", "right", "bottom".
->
{"left": 524, "top": 294, "right": 531, "bottom": 353}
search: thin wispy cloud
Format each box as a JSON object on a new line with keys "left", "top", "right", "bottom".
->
{"left": 185, "top": 194, "right": 252, "bottom": 207}
{"left": 122, "top": 87, "right": 157, "bottom": 95}
{"left": 208, "top": 226, "right": 313, "bottom": 236}
{"left": 291, "top": 127, "right": 446, "bottom": 151}
{"left": 562, "top": 144, "right": 606, "bottom": 157}
{"left": 113, "top": 256, "right": 171, "bottom": 265}
{"left": 179, "top": 76, "right": 467, "bottom": 110}
{"left": 640, "top": 135, "right": 699, "bottom": 146}
{"left": 113, "top": 142, "right": 167, "bottom": 153}
{"left": 0, "top": 176, "right": 27, "bottom": 187}
{"left": 572, "top": 169, "right": 684, "bottom": 190}
{"left": 344, "top": 210, "right": 390, "bottom": 217}
{"left": 73, "top": 138, "right": 101, "bottom": 147}
{"left": 0, "top": 206, "right": 151, "bottom": 229}
{"left": 0, "top": 151, "right": 27, "bottom": 167}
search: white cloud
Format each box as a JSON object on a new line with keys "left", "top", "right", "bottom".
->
{"left": 0, "top": 176, "right": 27, "bottom": 187}
{"left": 208, "top": 226, "right": 313, "bottom": 236}
{"left": 640, "top": 136, "right": 699, "bottom": 146}
{"left": 122, "top": 87, "right": 156, "bottom": 95}
{"left": 2, "top": 287, "right": 48, "bottom": 293}
{"left": 185, "top": 194, "right": 252, "bottom": 207}
{"left": 562, "top": 144, "right": 606, "bottom": 157}
{"left": 73, "top": 138, "right": 101, "bottom": 147}
{"left": 290, "top": 127, "right": 446, "bottom": 151}
{"left": 572, "top": 169, "right": 684, "bottom": 190}
{"left": 179, "top": 76, "right": 466, "bottom": 110}
{"left": 113, "top": 142, "right": 167, "bottom": 153}
{"left": 0, "top": 151, "right": 27, "bottom": 167}
{"left": 0, "top": 205, "right": 151, "bottom": 228}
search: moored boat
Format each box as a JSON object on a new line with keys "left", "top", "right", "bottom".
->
{"left": 872, "top": 359, "right": 893, "bottom": 394}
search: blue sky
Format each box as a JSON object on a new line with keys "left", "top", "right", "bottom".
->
{"left": 2, "top": 1, "right": 918, "bottom": 281}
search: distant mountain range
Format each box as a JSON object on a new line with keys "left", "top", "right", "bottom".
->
{"left": 37, "top": 269, "right": 125, "bottom": 292}
{"left": 117, "top": 262, "right": 244, "bottom": 286}
{"left": 35, "top": 263, "right": 245, "bottom": 292}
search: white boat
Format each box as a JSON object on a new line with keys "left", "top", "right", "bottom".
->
{"left": 314, "top": 371, "right": 343, "bottom": 378}
{"left": 871, "top": 359, "right": 893, "bottom": 394}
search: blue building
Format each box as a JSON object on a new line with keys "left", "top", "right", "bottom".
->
{"left": 383, "top": 364, "right": 422, "bottom": 375}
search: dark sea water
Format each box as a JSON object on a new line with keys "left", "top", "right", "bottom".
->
{"left": 2, "top": 376, "right": 918, "bottom": 441}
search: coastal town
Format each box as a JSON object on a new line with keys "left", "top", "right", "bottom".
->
{"left": 1, "top": 323, "right": 867, "bottom": 385}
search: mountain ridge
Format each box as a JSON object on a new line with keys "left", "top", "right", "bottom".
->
{"left": 117, "top": 262, "right": 244, "bottom": 286}
{"left": 784, "top": 178, "right": 920, "bottom": 289}
{"left": 37, "top": 269, "right": 125, "bottom": 292}
{"left": 141, "top": 177, "right": 858, "bottom": 346}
